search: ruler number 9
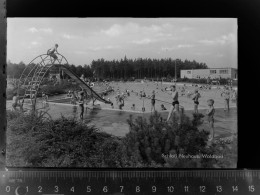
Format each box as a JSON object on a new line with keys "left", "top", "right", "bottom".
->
{"left": 152, "top": 186, "right": 156, "bottom": 192}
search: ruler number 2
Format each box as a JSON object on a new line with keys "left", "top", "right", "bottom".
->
{"left": 200, "top": 186, "right": 206, "bottom": 192}
{"left": 38, "top": 186, "right": 42, "bottom": 193}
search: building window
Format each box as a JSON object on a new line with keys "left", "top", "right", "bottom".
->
{"left": 187, "top": 71, "right": 191, "bottom": 74}
{"left": 219, "top": 69, "right": 229, "bottom": 74}
{"left": 210, "top": 70, "right": 217, "bottom": 74}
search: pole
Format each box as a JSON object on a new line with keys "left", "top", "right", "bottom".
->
{"left": 175, "top": 59, "right": 177, "bottom": 82}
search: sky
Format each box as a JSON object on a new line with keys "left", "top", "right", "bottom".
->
{"left": 7, "top": 18, "right": 237, "bottom": 68}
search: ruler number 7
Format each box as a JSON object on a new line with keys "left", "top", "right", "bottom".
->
{"left": 120, "top": 186, "right": 124, "bottom": 192}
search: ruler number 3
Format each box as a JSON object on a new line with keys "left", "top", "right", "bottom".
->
{"left": 54, "top": 186, "right": 59, "bottom": 192}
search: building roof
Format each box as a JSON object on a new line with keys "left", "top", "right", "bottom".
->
{"left": 181, "top": 67, "right": 237, "bottom": 71}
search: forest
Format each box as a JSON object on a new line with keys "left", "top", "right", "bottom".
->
{"left": 7, "top": 57, "right": 208, "bottom": 80}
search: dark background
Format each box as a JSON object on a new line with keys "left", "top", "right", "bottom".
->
{"left": 5, "top": 0, "right": 260, "bottom": 169}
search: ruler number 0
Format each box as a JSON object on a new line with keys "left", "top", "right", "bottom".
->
{"left": 167, "top": 186, "right": 174, "bottom": 192}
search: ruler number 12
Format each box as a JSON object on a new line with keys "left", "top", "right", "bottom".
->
{"left": 199, "top": 186, "right": 206, "bottom": 192}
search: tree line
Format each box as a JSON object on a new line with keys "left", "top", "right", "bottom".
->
{"left": 7, "top": 57, "right": 208, "bottom": 80}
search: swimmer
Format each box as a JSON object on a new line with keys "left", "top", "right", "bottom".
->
{"left": 78, "top": 91, "right": 84, "bottom": 120}
{"left": 192, "top": 89, "right": 201, "bottom": 113}
{"left": 151, "top": 90, "right": 156, "bottom": 113}
{"left": 161, "top": 104, "right": 167, "bottom": 111}
{"left": 12, "top": 92, "right": 23, "bottom": 111}
{"left": 166, "top": 85, "right": 180, "bottom": 122}
{"left": 206, "top": 99, "right": 215, "bottom": 141}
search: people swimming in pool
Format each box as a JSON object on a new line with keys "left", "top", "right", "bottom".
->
{"left": 166, "top": 85, "right": 180, "bottom": 122}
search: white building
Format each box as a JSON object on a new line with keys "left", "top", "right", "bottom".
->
{"left": 181, "top": 68, "right": 237, "bottom": 80}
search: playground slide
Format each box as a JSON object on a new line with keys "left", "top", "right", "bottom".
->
{"left": 59, "top": 65, "right": 112, "bottom": 104}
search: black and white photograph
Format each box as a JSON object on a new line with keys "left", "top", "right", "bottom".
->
{"left": 5, "top": 18, "right": 237, "bottom": 168}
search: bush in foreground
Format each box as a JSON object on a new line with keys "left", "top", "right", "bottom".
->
{"left": 6, "top": 110, "right": 236, "bottom": 168}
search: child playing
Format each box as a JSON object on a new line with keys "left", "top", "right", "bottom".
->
{"left": 150, "top": 90, "right": 156, "bottom": 113}
{"left": 78, "top": 91, "right": 84, "bottom": 120}
{"left": 166, "top": 85, "right": 179, "bottom": 122}
{"left": 206, "top": 99, "right": 215, "bottom": 141}
{"left": 192, "top": 89, "right": 201, "bottom": 113}
{"left": 221, "top": 86, "right": 230, "bottom": 111}
{"left": 161, "top": 104, "right": 167, "bottom": 111}
{"left": 131, "top": 104, "right": 135, "bottom": 110}
{"left": 118, "top": 95, "right": 124, "bottom": 110}
{"left": 12, "top": 92, "right": 23, "bottom": 111}
{"left": 41, "top": 92, "right": 48, "bottom": 107}
{"left": 47, "top": 44, "right": 59, "bottom": 64}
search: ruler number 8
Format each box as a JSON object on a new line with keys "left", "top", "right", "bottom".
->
{"left": 136, "top": 186, "right": 140, "bottom": 192}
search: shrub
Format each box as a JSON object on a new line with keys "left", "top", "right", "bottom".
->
{"left": 124, "top": 112, "right": 216, "bottom": 168}
{"left": 6, "top": 112, "right": 124, "bottom": 167}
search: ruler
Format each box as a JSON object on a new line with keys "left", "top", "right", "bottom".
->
{"left": 0, "top": 169, "right": 259, "bottom": 195}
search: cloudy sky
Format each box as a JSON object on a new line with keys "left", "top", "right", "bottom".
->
{"left": 7, "top": 18, "right": 237, "bottom": 68}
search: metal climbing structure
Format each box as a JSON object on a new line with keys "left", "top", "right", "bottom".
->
{"left": 18, "top": 53, "right": 112, "bottom": 111}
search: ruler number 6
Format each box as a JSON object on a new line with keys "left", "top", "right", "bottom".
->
{"left": 103, "top": 186, "right": 108, "bottom": 192}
